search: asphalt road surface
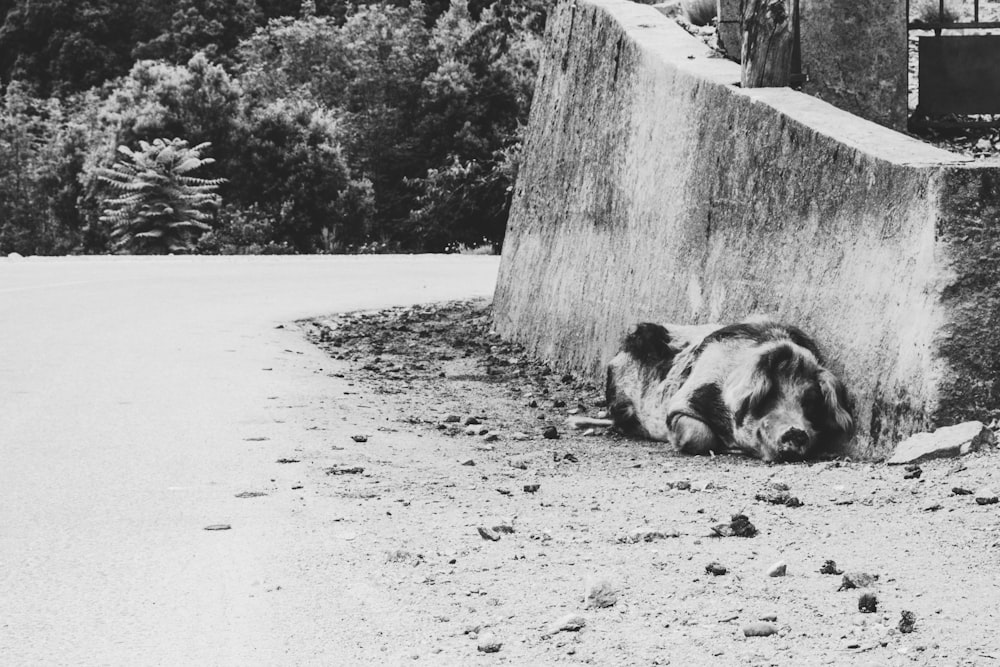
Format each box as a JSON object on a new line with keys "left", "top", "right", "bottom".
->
{"left": 0, "top": 255, "right": 499, "bottom": 665}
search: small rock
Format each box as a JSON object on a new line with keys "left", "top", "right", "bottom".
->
{"left": 477, "top": 632, "right": 502, "bottom": 653}
{"left": 743, "top": 622, "right": 778, "bottom": 637}
{"left": 465, "top": 416, "right": 481, "bottom": 426}
{"left": 493, "top": 523, "right": 515, "bottom": 534}
{"left": 511, "top": 432, "right": 530, "bottom": 441}
{"left": 484, "top": 433, "right": 500, "bottom": 442}
{"left": 553, "top": 451, "right": 578, "bottom": 463}
{"left": 886, "top": 421, "right": 995, "bottom": 465}
{"left": 690, "top": 480, "right": 714, "bottom": 492}
{"left": 444, "top": 415, "right": 461, "bottom": 423}
{"left": 461, "top": 459, "right": 476, "bottom": 466}
{"left": 705, "top": 561, "right": 727, "bottom": 576}
{"left": 478, "top": 526, "right": 501, "bottom": 541}
{"left": 899, "top": 610, "right": 917, "bottom": 634}
{"left": 975, "top": 487, "right": 999, "bottom": 505}
{"left": 325, "top": 466, "right": 364, "bottom": 475}
{"left": 464, "top": 425, "right": 481, "bottom": 436}
{"left": 584, "top": 576, "right": 619, "bottom": 608}
{"left": 527, "top": 400, "right": 538, "bottom": 408}
{"left": 839, "top": 572, "right": 879, "bottom": 590}
{"left": 497, "top": 488, "right": 512, "bottom": 496}
{"left": 903, "top": 464, "right": 922, "bottom": 479}
{"left": 542, "top": 426, "right": 560, "bottom": 439}
{"left": 820, "top": 560, "right": 843, "bottom": 575}
{"left": 547, "top": 613, "right": 586, "bottom": 635}
{"left": 619, "top": 529, "right": 680, "bottom": 544}
{"left": 767, "top": 560, "right": 787, "bottom": 577}
{"left": 523, "top": 483, "right": 540, "bottom": 493}
{"left": 204, "top": 524, "right": 231, "bottom": 531}
{"left": 711, "top": 514, "right": 757, "bottom": 538}
{"left": 760, "top": 614, "right": 778, "bottom": 622}
{"left": 351, "top": 434, "right": 368, "bottom": 443}
{"left": 275, "top": 458, "right": 300, "bottom": 464}
{"left": 858, "top": 593, "right": 878, "bottom": 613}
{"left": 674, "top": 481, "right": 691, "bottom": 491}
{"left": 552, "top": 399, "right": 566, "bottom": 408}
{"left": 952, "top": 487, "right": 974, "bottom": 495}
{"left": 755, "top": 490, "right": 802, "bottom": 507}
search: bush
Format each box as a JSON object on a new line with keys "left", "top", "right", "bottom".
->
{"left": 914, "top": 0, "right": 962, "bottom": 24}
{"left": 682, "top": 0, "right": 717, "bottom": 26}
{"left": 98, "top": 138, "right": 224, "bottom": 253}
{"left": 197, "top": 204, "right": 295, "bottom": 254}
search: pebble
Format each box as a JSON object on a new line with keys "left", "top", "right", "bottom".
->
{"left": 461, "top": 459, "right": 476, "bottom": 466}
{"left": 899, "top": 610, "right": 917, "bottom": 633}
{"left": 204, "top": 524, "right": 231, "bottom": 531}
{"left": 523, "top": 483, "right": 540, "bottom": 493}
{"left": 767, "top": 560, "right": 787, "bottom": 577}
{"left": 465, "top": 416, "right": 482, "bottom": 425}
{"left": 839, "top": 572, "right": 878, "bottom": 590}
{"left": 743, "top": 622, "right": 778, "bottom": 637}
{"left": 859, "top": 593, "right": 878, "bottom": 613}
{"left": 478, "top": 526, "right": 501, "bottom": 541}
{"left": 820, "top": 560, "right": 843, "bottom": 575}
{"left": 705, "top": 562, "right": 727, "bottom": 576}
{"left": 620, "top": 529, "right": 680, "bottom": 544}
{"left": 542, "top": 426, "right": 560, "bottom": 439}
{"left": 547, "top": 613, "right": 586, "bottom": 635}
{"left": 584, "top": 576, "right": 619, "bottom": 608}
{"left": 484, "top": 433, "right": 500, "bottom": 442}
{"left": 511, "top": 432, "right": 530, "bottom": 441}
{"left": 975, "top": 488, "right": 999, "bottom": 505}
{"left": 477, "top": 632, "right": 502, "bottom": 653}
{"left": 351, "top": 434, "right": 368, "bottom": 443}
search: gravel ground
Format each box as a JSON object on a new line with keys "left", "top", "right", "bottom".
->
{"left": 300, "top": 299, "right": 1000, "bottom": 666}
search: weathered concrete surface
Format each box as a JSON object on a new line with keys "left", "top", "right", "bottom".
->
{"left": 493, "top": 0, "right": 1000, "bottom": 459}
{"left": 799, "top": 0, "right": 908, "bottom": 130}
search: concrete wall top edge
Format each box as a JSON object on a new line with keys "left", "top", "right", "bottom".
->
{"left": 589, "top": 0, "right": 968, "bottom": 168}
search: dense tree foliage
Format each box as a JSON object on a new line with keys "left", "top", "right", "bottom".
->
{"left": 0, "top": 0, "right": 549, "bottom": 255}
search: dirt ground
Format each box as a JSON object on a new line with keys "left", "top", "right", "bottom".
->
{"left": 295, "top": 299, "right": 1000, "bottom": 666}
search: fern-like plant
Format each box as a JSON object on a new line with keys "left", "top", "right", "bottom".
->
{"left": 99, "top": 138, "right": 225, "bottom": 254}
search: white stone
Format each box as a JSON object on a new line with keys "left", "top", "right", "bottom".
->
{"left": 886, "top": 421, "right": 995, "bottom": 465}
{"left": 766, "top": 560, "right": 787, "bottom": 577}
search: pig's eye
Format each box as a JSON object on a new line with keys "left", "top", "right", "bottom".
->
{"left": 802, "top": 385, "right": 825, "bottom": 427}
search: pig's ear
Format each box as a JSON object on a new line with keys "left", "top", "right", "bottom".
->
{"left": 818, "top": 369, "right": 854, "bottom": 437}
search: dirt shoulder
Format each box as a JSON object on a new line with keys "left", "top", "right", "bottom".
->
{"left": 297, "top": 299, "right": 1000, "bottom": 666}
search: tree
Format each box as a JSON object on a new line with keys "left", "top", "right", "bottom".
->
{"left": 0, "top": 0, "right": 140, "bottom": 96}
{"left": 98, "top": 138, "right": 224, "bottom": 253}
{"left": 132, "top": 0, "right": 262, "bottom": 69}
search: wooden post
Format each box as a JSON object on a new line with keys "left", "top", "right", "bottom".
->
{"left": 741, "top": 0, "right": 795, "bottom": 87}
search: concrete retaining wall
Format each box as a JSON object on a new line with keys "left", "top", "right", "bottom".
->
{"left": 493, "top": 0, "right": 1000, "bottom": 459}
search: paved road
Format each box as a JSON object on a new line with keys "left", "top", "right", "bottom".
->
{"left": 0, "top": 255, "right": 499, "bottom": 665}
